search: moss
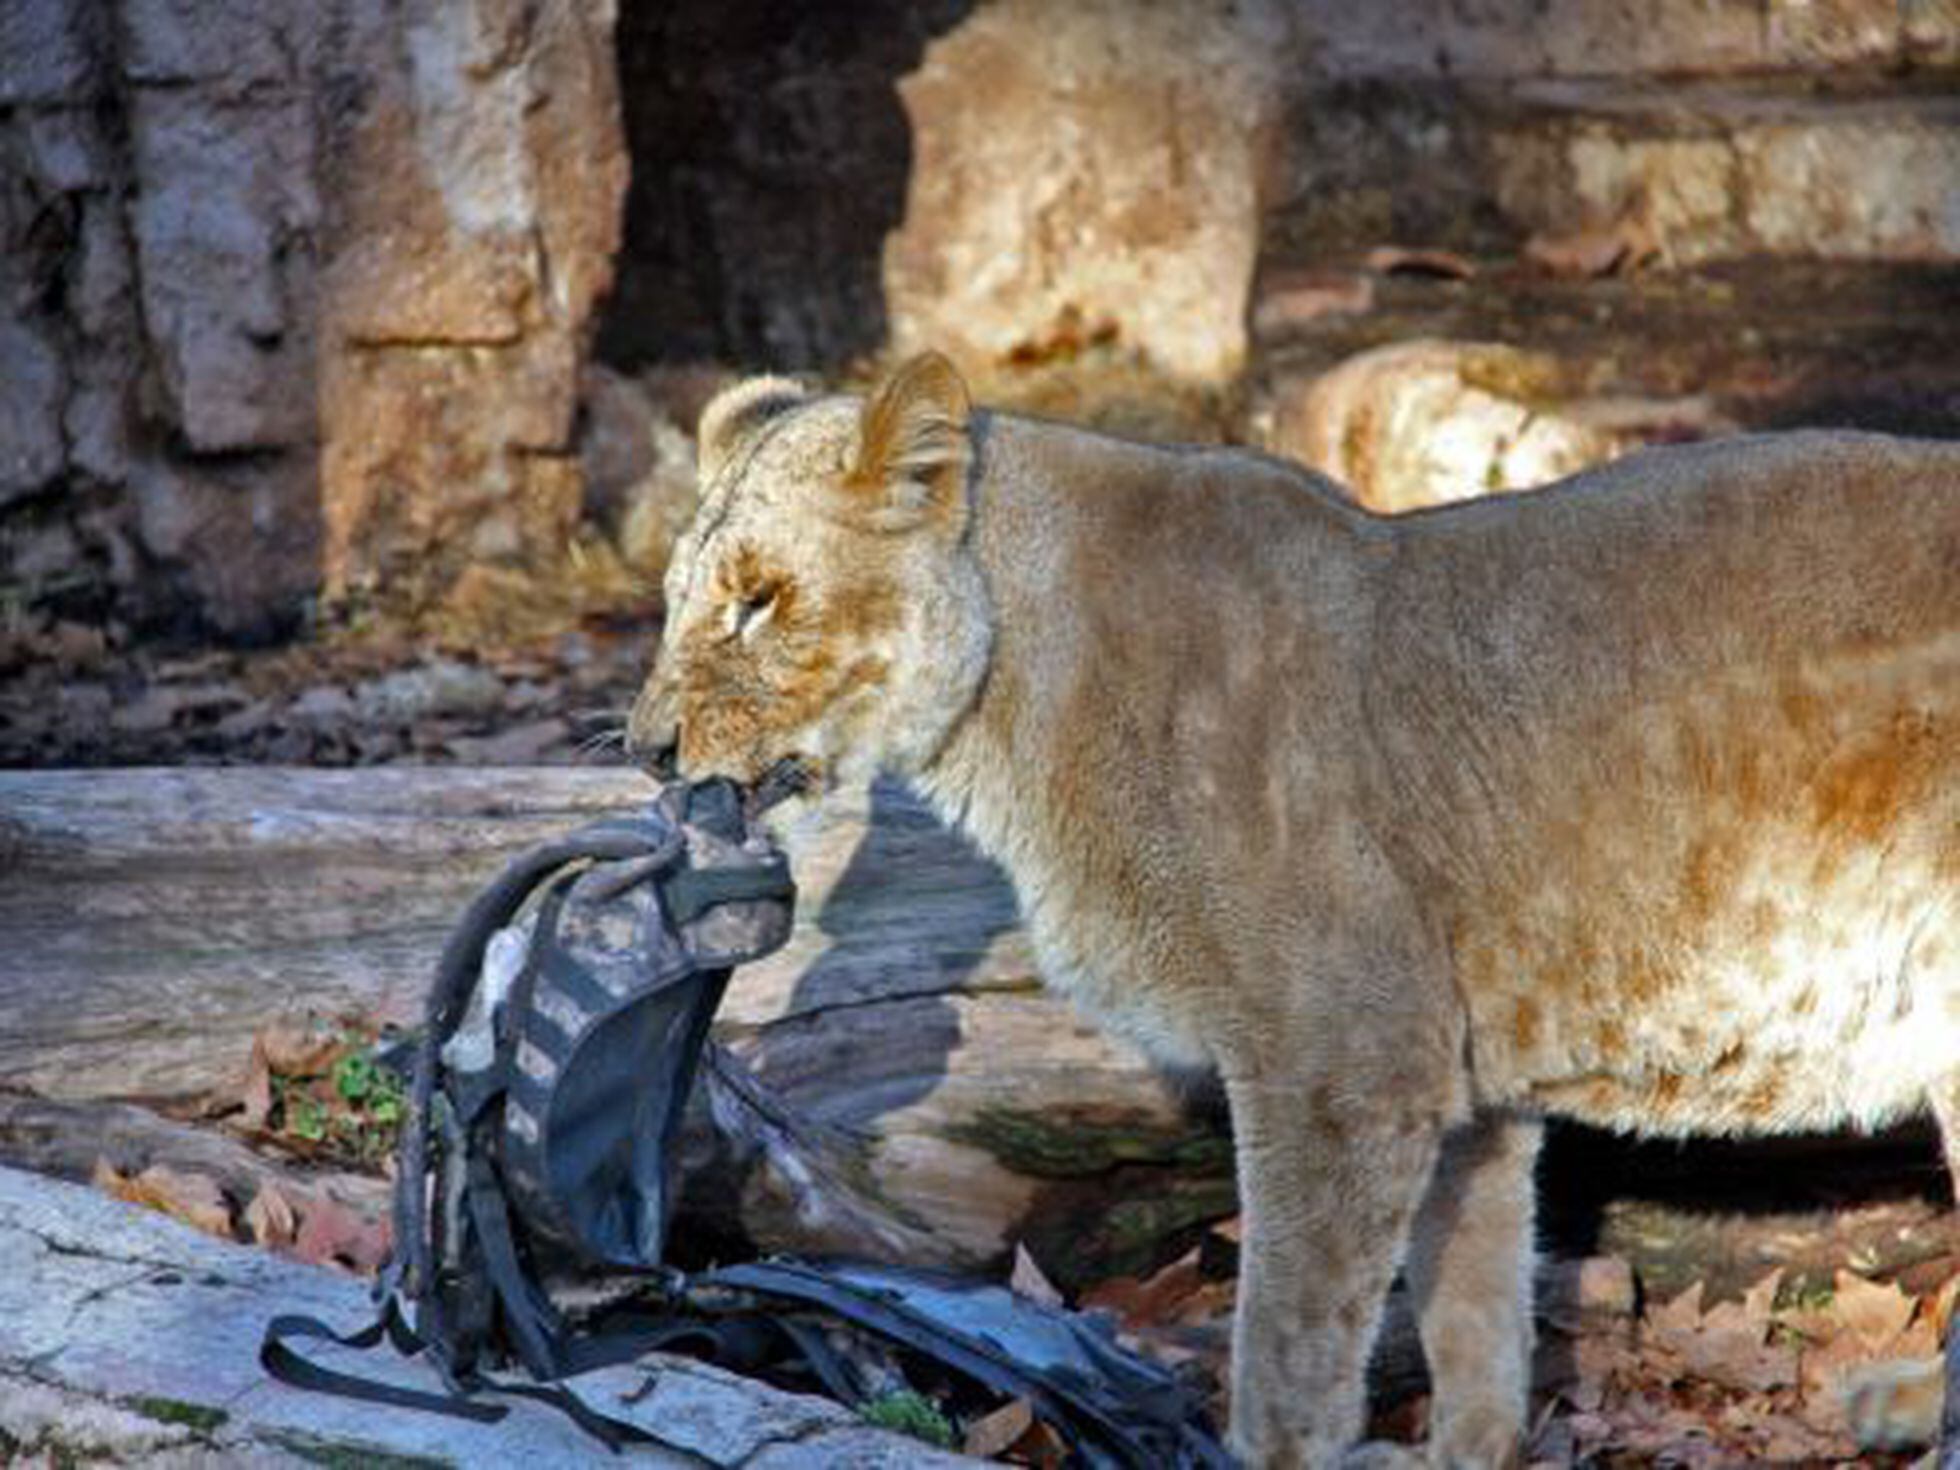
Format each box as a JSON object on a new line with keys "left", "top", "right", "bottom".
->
{"left": 1104, "top": 1180, "right": 1241, "bottom": 1258}
{"left": 859, "top": 1389, "right": 957, "bottom": 1449}
{"left": 266, "top": 1435, "right": 452, "bottom": 1470}
{"left": 944, "top": 1107, "right": 1232, "bottom": 1179}
{"left": 127, "top": 1396, "right": 229, "bottom": 1433}
{"left": 1456, "top": 344, "right": 1570, "bottom": 408}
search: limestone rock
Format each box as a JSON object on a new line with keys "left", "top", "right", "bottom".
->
{"left": 1489, "top": 81, "right": 1960, "bottom": 266}
{"left": 1270, "top": 340, "right": 1624, "bottom": 513}
{"left": 0, "top": 320, "right": 65, "bottom": 504}
{"left": 1287, "top": 0, "right": 1952, "bottom": 79}
{"left": 128, "top": 90, "right": 319, "bottom": 453}
{"left": 883, "top": 0, "right": 1292, "bottom": 386}
{"left": 1736, "top": 116, "right": 1960, "bottom": 260}
{"left": 318, "top": 0, "right": 627, "bottom": 606}
{"left": 122, "top": 0, "right": 307, "bottom": 90}
{"left": 0, "top": 1164, "right": 976, "bottom": 1466}
{"left": 0, "top": 0, "right": 624, "bottom": 634}
{"left": 0, "top": 0, "right": 100, "bottom": 106}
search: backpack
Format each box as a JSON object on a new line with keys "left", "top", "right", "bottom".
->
{"left": 261, "top": 778, "right": 1232, "bottom": 1466}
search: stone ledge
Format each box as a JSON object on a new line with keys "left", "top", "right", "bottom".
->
{"left": 0, "top": 1165, "right": 977, "bottom": 1467}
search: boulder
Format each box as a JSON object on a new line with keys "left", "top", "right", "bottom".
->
{"left": 883, "top": 0, "right": 1292, "bottom": 386}
{"left": 1269, "top": 340, "right": 1625, "bottom": 513}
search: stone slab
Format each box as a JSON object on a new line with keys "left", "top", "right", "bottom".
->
{"left": 0, "top": 1165, "right": 975, "bottom": 1466}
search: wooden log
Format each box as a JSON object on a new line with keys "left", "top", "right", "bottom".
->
{"left": 0, "top": 1088, "right": 386, "bottom": 1218}
{"left": 0, "top": 768, "right": 1222, "bottom": 1286}
{"left": 12, "top": 768, "right": 1943, "bottom": 1294}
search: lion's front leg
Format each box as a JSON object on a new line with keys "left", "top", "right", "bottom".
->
{"left": 1225, "top": 1071, "right": 1447, "bottom": 1468}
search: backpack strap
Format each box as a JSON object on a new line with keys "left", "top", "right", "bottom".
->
{"left": 660, "top": 855, "right": 795, "bottom": 927}
{"left": 260, "top": 1296, "right": 505, "bottom": 1425}
{"left": 260, "top": 1298, "right": 720, "bottom": 1461}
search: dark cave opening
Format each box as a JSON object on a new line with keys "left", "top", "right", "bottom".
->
{"left": 597, "top": 0, "right": 973, "bottom": 374}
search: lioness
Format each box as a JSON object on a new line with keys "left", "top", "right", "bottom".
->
{"left": 628, "top": 352, "right": 1960, "bottom": 1466}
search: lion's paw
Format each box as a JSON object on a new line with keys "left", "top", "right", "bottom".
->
{"left": 1842, "top": 1355, "right": 1943, "bottom": 1451}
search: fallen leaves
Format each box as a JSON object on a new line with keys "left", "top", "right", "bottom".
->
{"left": 1036, "top": 1221, "right": 1955, "bottom": 1465}
{"left": 1642, "top": 1273, "right": 1797, "bottom": 1394}
{"left": 204, "top": 1017, "right": 407, "bottom": 1170}
{"left": 88, "top": 1020, "right": 401, "bottom": 1277}
{"left": 287, "top": 1187, "right": 393, "bottom": 1275}
{"left": 1535, "top": 1260, "right": 1956, "bottom": 1463}
{"left": 94, "top": 1155, "right": 392, "bottom": 1277}
{"left": 962, "top": 1398, "right": 1038, "bottom": 1459}
{"left": 92, "top": 1161, "right": 232, "bottom": 1240}
{"left": 1075, "top": 1223, "right": 1241, "bottom": 1423}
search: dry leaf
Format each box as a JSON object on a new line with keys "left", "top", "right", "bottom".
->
{"left": 1929, "top": 1273, "right": 1960, "bottom": 1338}
{"left": 292, "top": 1191, "right": 391, "bottom": 1275}
{"left": 1080, "top": 1248, "right": 1206, "bottom": 1328}
{"left": 963, "top": 1398, "right": 1035, "bottom": 1459}
{"left": 1646, "top": 1280, "right": 1705, "bottom": 1339}
{"left": 245, "top": 1182, "right": 301, "bottom": 1250}
{"left": 1010, "top": 1245, "right": 1063, "bottom": 1308}
{"left": 1642, "top": 1272, "right": 1797, "bottom": 1394}
{"left": 1832, "top": 1271, "right": 1917, "bottom": 1352}
{"left": 93, "top": 1159, "right": 233, "bottom": 1240}
{"left": 237, "top": 1041, "right": 275, "bottom": 1129}
{"left": 1003, "top": 1415, "right": 1068, "bottom": 1469}
{"left": 1251, "top": 273, "right": 1375, "bottom": 333}
{"left": 258, "top": 1017, "right": 343, "bottom": 1075}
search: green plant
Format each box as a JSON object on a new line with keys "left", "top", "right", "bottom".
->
{"left": 859, "top": 1389, "right": 956, "bottom": 1449}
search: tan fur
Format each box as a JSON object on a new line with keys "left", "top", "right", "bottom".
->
{"left": 631, "top": 354, "right": 1960, "bottom": 1466}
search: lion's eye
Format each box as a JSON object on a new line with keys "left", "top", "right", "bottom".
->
{"left": 727, "top": 588, "right": 778, "bottom": 640}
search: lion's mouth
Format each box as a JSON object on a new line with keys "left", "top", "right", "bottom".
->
{"left": 746, "top": 754, "right": 819, "bottom": 817}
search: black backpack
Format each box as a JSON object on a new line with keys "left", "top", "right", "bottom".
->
{"left": 262, "top": 779, "right": 1232, "bottom": 1466}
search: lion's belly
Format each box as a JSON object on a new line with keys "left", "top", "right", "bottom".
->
{"left": 1449, "top": 640, "right": 1960, "bottom": 1136}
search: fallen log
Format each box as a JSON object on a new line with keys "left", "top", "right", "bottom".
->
{"left": 7, "top": 768, "right": 1952, "bottom": 1296}
{"left": 0, "top": 767, "right": 1223, "bottom": 1286}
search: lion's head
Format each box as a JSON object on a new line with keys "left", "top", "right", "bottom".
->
{"left": 626, "top": 353, "right": 992, "bottom": 800}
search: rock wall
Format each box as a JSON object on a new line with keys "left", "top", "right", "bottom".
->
{"left": 0, "top": 0, "right": 624, "bottom": 636}
{"left": 4, "top": 0, "right": 1952, "bottom": 635}
{"left": 1, "top": 0, "right": 325, "bottom": 638}
{"left": 1268, "top": 0, "right": 1960, "bottom": 267}
{"left": 317, "top": 0, "right": 626, "bottom": 609}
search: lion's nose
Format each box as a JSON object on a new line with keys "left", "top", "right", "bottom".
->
{"left": 626, "top": 725, "right": 680, "bottom": 779}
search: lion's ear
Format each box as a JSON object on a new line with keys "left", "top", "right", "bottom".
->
{"left": 696, "top": 375, "right": 809, "bottom": 486}
{"left": 842, "top": 352, "right": 972, "bottom": 535}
